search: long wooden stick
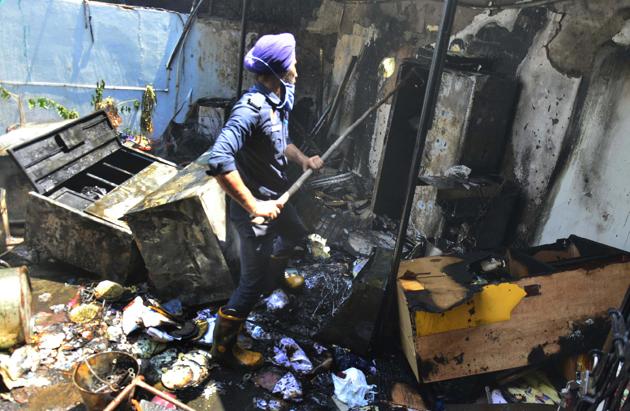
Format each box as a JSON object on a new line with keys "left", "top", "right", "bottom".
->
{"left": 252, "top": 79, "right": 406, "bottom": 224}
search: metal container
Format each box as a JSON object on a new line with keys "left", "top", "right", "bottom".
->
{"left": 73, "top": 351, "right": 139, "bottom": 411}
{"left": 0, "top": 266, "right": 32, "bottom": 349}
{"left": 124, "top": 156, "right": 234, "bottom": 306}
{"left": 7, "top": 112, "right": 178, "bottom": 282}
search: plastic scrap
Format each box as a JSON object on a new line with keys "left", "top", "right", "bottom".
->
{"left": 37, "top": 292, "right": 52, "bottom": 303}
{"left": 308, "top": 234, "right": 331, "bottom": 260}
{"left": 444, "top": 164, "right": 471, "bottom": 179}
{"left": 150, "top": 391, "right": 178, "bottom": 409}
{"left": 122, "top": 296, "right": 176, "bottom": 335}
{"left": 161, "top": 350, "right": 211, "bottom": 391}
{"left": 68, "top": 303, "right": 101, "bottom": 324}
{"left": 38, "top": 332, "right": 66, "bottom": 350}
{"left": 49, "top": 304, "right": 65, "bottom": 314}
{"left": 194, "top": 308, "right": 215, "bottom": 322}
{"left": 352, "top": 258, "right": 370, "bottom": 278}
{"left": 490, "top": 389, "right": 508, "bottom": 404}
{"left": 505, "top": 371, "right": 561, "bottom": 405}
{"left": 146, "top": 348, "right": 179, "bottom": 383}
{"left": 0, "top": 346, "right": 48, "bottom": 389}
{"left": 253, "top": 397, "right": 283, "bottom": 411}
{"left": 332, "top": 367, "right": 376, "bottom": 408}
{"left": 246, "top": 323, "right": 271, "bottom": 341}
{"left": 333, "top": 346, "right": 377, "bottom": 376}
{"left": 265, "top": 289, "right": 289, "bottom": 312}
{"left": 138, "top": 400, "right": 175, "bottom": 411}
{"left": 272, "top": 372, "right": 303, "bottom": 401}
{"left": 194, "top": 317, "right": 216, "bottom": 346}
{"left": 162, "top": 299, "right": 183, "bottom": 317}
{"left": 93, "top": 280, "right": 125, "bottom": 301}
{"left": 146, "top": 327, "right": 179, "bottom": 343}
{"left": 272, "top": 337, "right": 313, "bottom": 374}
{"left": 131, "top": 335, "right": 166, "bottom": 359}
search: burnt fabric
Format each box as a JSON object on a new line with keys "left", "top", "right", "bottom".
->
{"left": 226, "top": 200, "right": 307, "bottom": 317}
{"left": 244, "top": 33, "right": 296, "bottom": 75}
{"left": 207, "top": 83, "right": 292, "bottom": 200}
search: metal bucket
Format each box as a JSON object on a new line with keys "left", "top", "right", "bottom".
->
{"left": 73, "top": 351, "right": 139, "bottom": 411}
{"left": 0, "top": 266, "right": 32, "bottom": 349}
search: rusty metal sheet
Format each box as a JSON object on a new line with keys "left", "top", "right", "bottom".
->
{"left": 27, "top": 192, "right": 142, "bottom": 283}
{"left": 125, "top": 157, "right": 233, "bottom": 305}
{"left": 85, "top": 162, "right": 179, "bottom": 228}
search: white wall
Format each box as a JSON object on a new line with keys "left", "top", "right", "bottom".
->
{"left": 536, "top": 46, "right": 630, "bottom": 250}
{"left": 0, "top": 0, "right": 245, "bottom": 138}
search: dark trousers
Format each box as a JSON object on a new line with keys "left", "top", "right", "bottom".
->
{"left": 225, "top": 200, "right": 307, "bottom": 317}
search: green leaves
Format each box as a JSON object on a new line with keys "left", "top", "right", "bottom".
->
{"left": 0, "top": 86, "right": 12, "bottom": 101}
{"left": 28, "top": 97, "right": 79, "bottom": 120}
{"left": 91, "top": 79, "right": 106, "bottom": 110}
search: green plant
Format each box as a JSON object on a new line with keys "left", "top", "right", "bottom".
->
{"left": 140, "top": 85, "right": 157, "bottom": 135}
{"left": 118, "top": 99, "right": 140, "bottom": 114}
{"left": 27, "top": 98, "right": 79, "bottom": 120}
{"left": 1, "top": 85, "right": 26, "bottom": 126}
{"left": 0, "top": 85, "right": 13, "bottom": 101}
{"left": 91, "top": 80, "right": 105, "bottom": 110}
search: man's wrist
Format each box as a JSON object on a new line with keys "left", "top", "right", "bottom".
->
{"left": 244, "top": 197, "right": 258, "bottom": 214}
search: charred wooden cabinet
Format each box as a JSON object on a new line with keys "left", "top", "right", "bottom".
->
{"left": 397, "top": 235, "right": 630, "bottom": 382}
{"left": 124, "top": 154, "right": 234, "bottom": 306}
{"left": 372, "top": 58, "right": 518, "bottom": 246}
{"left": 9, "top": 112, "right": 178, "bottom": 282}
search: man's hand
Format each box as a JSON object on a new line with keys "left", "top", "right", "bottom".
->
{"left": 302, "top": 155, "right": 324, "bottom": 172}
{"left": 251, "top": 200, "right": 284, "bottom": 220}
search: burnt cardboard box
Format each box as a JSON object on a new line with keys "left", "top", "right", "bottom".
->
{"left": 8, "top": 112, "right": 178, "bottom": 283}
{"left": 124, "top": 154, "right": 234, "bottom": 306}
{"left": 397, "top": 235, "right": 630, "bottom": 382}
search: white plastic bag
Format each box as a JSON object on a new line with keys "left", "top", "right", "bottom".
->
{"left": 332, "top": 367, "right": 376, "bottom": 407}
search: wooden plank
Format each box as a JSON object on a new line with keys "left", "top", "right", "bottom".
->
{"left": 415, "top": 261, "right": 630, "bottom": 382}
{"left": 391, "top": 382, "right": 428, "bottom": 410}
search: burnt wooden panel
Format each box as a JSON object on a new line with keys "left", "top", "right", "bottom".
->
{"left": 8, "top": 112, "right": 119, "bottom": 194}
{"left": 398, "top": 254, "right": 630, "bottom": 382}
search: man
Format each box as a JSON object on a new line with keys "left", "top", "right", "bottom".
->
{"left": 207, "top": 33, "right": 323, "bottom": 369}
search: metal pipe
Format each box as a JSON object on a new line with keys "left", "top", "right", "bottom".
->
{"left": 390, "top": 0, "right": 459, "bottom": 297}
{"left": 236, "top": 0, "right": 249, "bottom": 97}
{"left": 251, "top": 78, "right": 407, "bottom": 224}
{"left": 166, "top": 0, "right": 206, "bottom": 70}
{"left": 0, "top": 80, "right": 168, "bottom": 93}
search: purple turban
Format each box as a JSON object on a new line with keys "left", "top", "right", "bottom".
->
{"left": 244, "top": 33, "right": 296, "bottom": 75}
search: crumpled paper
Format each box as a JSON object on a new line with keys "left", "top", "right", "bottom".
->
{"left": 272, "top": 337, "right": 313, "bottom": 374}
{"left": 265, "top": 289, "right": 289, "bottom": 312}
{"left": 272, "top": 372, "right": 302, "bottom": 401}
{"left": 332, "top": 367, "right": 376, "bottom": 408}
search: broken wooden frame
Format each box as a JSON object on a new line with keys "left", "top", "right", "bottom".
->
{"left": 397, "top": 235, "right": 630, "bottom": 382}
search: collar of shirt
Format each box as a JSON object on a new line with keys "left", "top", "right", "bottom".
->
{"left": 251, "top": 83, "right": 284, "bottom": 110}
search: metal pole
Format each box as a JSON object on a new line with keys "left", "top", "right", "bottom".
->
{"left": 236, "top": 0, "right": 249, "bottom": 97}
{"left": 390, "top": 0, "right": 459, "bottom": 290}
